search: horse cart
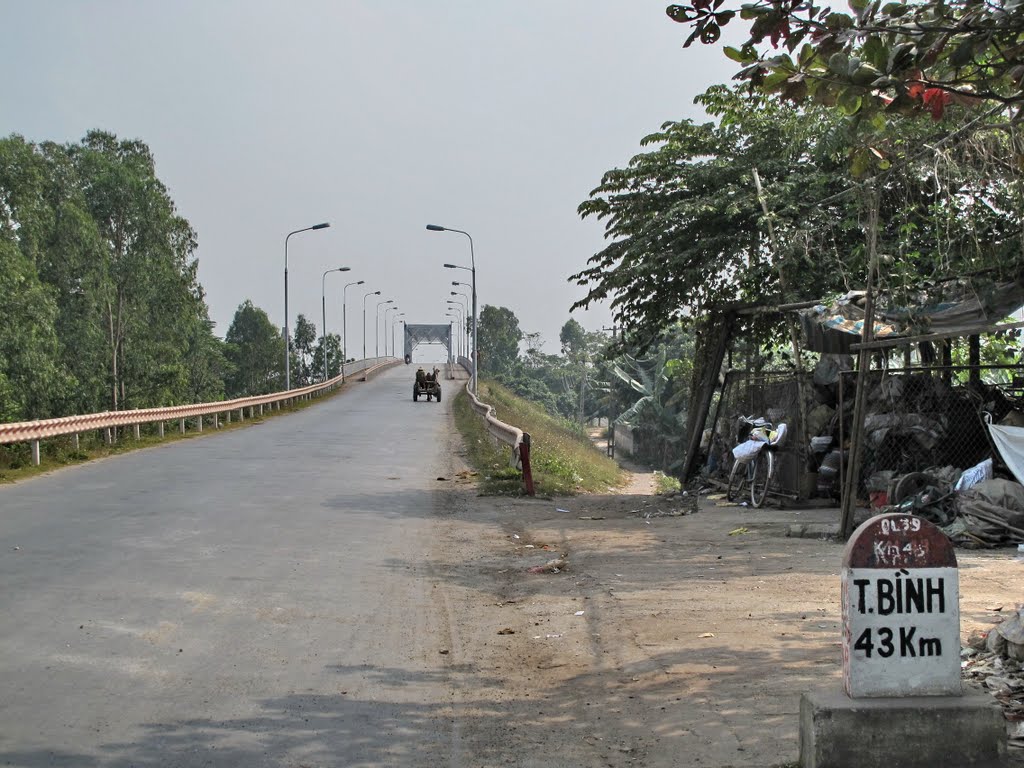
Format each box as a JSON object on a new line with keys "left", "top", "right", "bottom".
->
{"left": 413, "top": 368, "right": 442, "bottom": 402}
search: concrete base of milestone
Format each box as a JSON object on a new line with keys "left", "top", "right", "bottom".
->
{"left": 799, "top": 689, "right": 1008, "bottom": 768}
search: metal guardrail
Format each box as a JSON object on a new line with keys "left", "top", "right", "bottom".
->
{"left": 463, "top": 377, "right": 535, "bottom": 496}
{"left": 1, "top": 357, "right": 399, "bottom": 464}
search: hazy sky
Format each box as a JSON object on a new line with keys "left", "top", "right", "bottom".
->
{"left": 2, "top": 1, "right": 739, "bottom": 357}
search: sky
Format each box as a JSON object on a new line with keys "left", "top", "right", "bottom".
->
{"left": 2, "top": 0, "right": 740, "bottom": 359}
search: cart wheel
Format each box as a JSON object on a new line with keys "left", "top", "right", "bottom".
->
{"left": 413, "top": 389, "right": 418, "bottom": 401}
{"left": 436, "top": 390, "right": 442, "bottom": 402}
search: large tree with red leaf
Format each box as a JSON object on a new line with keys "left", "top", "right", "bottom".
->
{"left": 666, "top": 0, "right": 1023, "bottom": 158}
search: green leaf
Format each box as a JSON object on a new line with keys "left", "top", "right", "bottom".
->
{"left": 723, "top": 45, "right": 748, "bottom": 62}
{"left": 828, "top": 52, "right": 850, "bottom": 74}
{"left": 837, "top": 88, "right": 863, "bottom": 114}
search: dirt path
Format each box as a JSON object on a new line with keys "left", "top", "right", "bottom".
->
{"left": 431, "top": 428, "right": 1020, "bottom": 767}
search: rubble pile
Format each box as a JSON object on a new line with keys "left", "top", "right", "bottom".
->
{"left": 962, "top": 606, "right": 1024, "bottom": 750}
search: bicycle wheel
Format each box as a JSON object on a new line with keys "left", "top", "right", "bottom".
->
{"left": 726, "top": 460, "right": 746, "bottom": 502}
{"left": 750, "top": 450, "right": 773, "bottom": 508}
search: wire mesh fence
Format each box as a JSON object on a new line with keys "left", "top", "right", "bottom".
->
{"left": 701, "top": 361, "right": 1024, "bottom": 509}
{"left": 703, "top": 369, "right": 810, "bottom": 500}
{"left": 839, "top": 365, "right": 1024, "bottom": 505}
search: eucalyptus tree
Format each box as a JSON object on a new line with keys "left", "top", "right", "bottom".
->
{"left": 225, "top": 300, "right": 284, "bottom": 397}
{"left": 291, "top": 314, "right": 318, "bottom": 386}
{"left": 477, "top": 305, "right": 523, "bottom": 376}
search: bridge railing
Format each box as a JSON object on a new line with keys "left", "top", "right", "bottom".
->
{"left": 462, "top": 377, "right": 535, "bottom": 496}
{"left": 0, "top": 357, "right": 399, "bottom": 465}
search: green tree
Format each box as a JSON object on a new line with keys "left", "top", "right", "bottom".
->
{"left": 0, "top": 236, "right": 67, "bottom": 421}
{"left": 291, "top": 314, "right": 317, "bottom": 386}
{"left": 559, "top": 318, "right": 587, "bottom": 357}
{"left": 572, "top": 86, "right": 859, "bottom": 350}
{"left": 225, "top": 300, "right": 284, "bottom": 396}
{"left": 477, "top": 305, "right": 523, "bottom": 376}
{"left": 183, "top": 314, "right": 229, "bottom": 403}
{"left": 313, "top": 333, "right": 342, "bottom": 381}
{"left": 71, "top": 130, "right": 210, "bottom": 410}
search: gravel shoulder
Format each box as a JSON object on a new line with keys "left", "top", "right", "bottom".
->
{"left": 431, "top": 421, "right": 1021, "bottom": 767}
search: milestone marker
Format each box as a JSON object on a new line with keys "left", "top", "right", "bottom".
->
{"left": 841, "top": 513, "right": 961, "bottom": 698}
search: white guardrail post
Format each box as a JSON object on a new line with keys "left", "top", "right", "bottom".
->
{"left": 0, "top": 357, "right": 400, "bottom": 465}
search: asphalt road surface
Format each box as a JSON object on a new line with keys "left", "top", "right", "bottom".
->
{"left": 0, "top": 364, "right": 466, "bottom": 767}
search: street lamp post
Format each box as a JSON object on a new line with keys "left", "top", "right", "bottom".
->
{"left": 375, "top": 299, "right": 393, "bottom": 357}
{"left": 284, "top": 222, "right": 330, "bottom": 391}
{"left": 342, "top": 279, "right": 365, "bottom": 382}
{"left": 384, "top": 305, "right": 399, "bottom": 355}
{"left": 321, "top": 267, "right": 351, "bottom": 382}
{"left": 392, "top": 313, "right": 405, "bottom": 358}
{"left": 362, "top": 290, "right": 381, "bottom": 363}
{"left": 445, "top": 312, "right": 461, "bottom": 358}
{"left": 446, "top": 301, "right": 464, "bottom": 357}
{"left": 427, "top": 224, "right": 476, "bottom": 392}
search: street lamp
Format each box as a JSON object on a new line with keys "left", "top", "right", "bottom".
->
{"left": 375, "top": 299, "right": 393, "bottom": 357}
{"left": 446, "top": 301, "right": 464, "bottom": 355}
{"left": 362, "top": 290, "right": 381, "bottom": 363}
{"left": 392, "top": 313, "right": 405, "bottom": 359}
{"left": 447, "top": 299, "right": 466, "bottom": 356}
{"left": 384, "top": 305, "right": 399, "bottom": 356}
{"left": 284, "top": 222, "right": 330, "bottom": 390}
{"left": 427, "top": 223, "right": 476, "bottom": 392}
{"left": 445, "top": 312, "right": 461, "bottom": 358}
{"left": 342, "top": 279, "right": 365, "bottom": 382}
{"left": 321, "top": 267, "right": 351, "bottom": 382}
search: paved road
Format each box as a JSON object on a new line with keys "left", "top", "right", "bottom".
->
{"left": 0, "top": 364, "right": 464, "bottom": 767}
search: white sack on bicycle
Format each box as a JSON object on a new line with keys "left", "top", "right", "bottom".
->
{"left": 732, "top": 440, "right": 764, "bottom": 463}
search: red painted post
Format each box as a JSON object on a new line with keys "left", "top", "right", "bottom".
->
{"left": 520, "top": 433, "right": 535, "bottom": 497}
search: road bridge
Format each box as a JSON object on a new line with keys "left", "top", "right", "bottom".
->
{"left": 0, "top": 364, "right": 467, "bottom": 767}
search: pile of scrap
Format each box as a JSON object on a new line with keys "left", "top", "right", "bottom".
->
{"left": 882, "top": 472, "right": 1024, "bottom": 547}
{"left": 963, "top": 606, "right": 1024, "bottom": 749}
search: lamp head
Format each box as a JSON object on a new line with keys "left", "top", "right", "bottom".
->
{"left": 356, "top": 280, "right": 365, "bottom": 285}
{"left": 312, "top": 222, "right": 330, "bottom": 230}
{"left": 426, "top": 224, "right": 446, "bottom": 232}
{"left": 338, "top": 267, "right": 350, "bottom": 272}
{"left": 373, "top": 290, "right": 381, "bottom": 295}
{"left": 443, "top": 263, "right": 457, "bottom": 269}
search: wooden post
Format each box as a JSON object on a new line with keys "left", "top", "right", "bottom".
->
{"left": 520, "top": 433, "right": 535, "bottom": 497}
{"left": 196, "top": 416, "right": 203, "bottom": 432}
{"left": 968, "top": 334, "right": 981, "bottom": 390}
{"left": 73, "top": 433, "right": 80, "bottom": 452}
{"left": 133, "top": 424, "right": 141, "bottom": 440}
{"left": 179, "top": 418, "right": 186, "bottom": 434}
{"left": 31, "top": 440, "right": 40, "bottom": 466}
{"left": 681, "top": 312, "right": 736, "bottom": 482}
{"left": 840, "top": 188, "right": 881, "bottom": 540}
{"left": 158, "top": 422, "right": 164, "bottom": 438}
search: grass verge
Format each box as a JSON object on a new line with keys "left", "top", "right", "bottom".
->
{"left": 452, "top": 379, "right": 626, "bottom": 496}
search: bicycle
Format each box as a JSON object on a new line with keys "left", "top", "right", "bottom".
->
{"left": 726, "top": 416, "right": 788, "bottom": 508}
